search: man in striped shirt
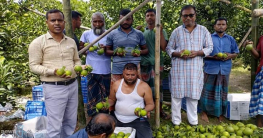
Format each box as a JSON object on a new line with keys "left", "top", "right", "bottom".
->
{"left": 166, "top": 5, "right": 213, "bottom": 126}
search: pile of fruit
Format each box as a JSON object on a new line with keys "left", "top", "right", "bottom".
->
{"left": 134, "top": 107, "right": 147, "bottom": 117}
{"left": 110, "top": 132, "right": 131, "bottom": 138}
{"left": 74, "top": 65, "right": 93, "bottom": 76}
{"left": 153, "top": 122, "right": 263, "bottom": 138}
{"left": 84, "top": 43, "right": 104, "bottom": 55}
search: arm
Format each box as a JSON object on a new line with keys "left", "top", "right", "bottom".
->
{"left": 108, "top": 81, "right": 118, "bottom": 111}
{"left": 160, "top": 28, "right": 168, "bottom": 51}
{"left": 143, "top": 83, "right": 155, "bottom": 112}
{"left": 73, "top": 43, "right": 81, "bottom": 66}
{"left": 166, "top": 30, "right": 178, "bottom": 58}
{"left": 139, "top": 44, "right": 148, "bottom": 55}
{"left": 244, "top": 40, "right": 260, "bottom": 59}
{"left": 202, "top": 28, "right": 214, "bottom": 57}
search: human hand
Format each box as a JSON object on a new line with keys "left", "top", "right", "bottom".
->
{"left": 136, "top": 25, "right": 143, "bottom": 30}
{"left": 188, "top": 51, "right": 199, "bottom": 58}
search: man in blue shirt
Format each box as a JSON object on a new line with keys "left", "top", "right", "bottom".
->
{"left": 200, "top": 17, "right": 239, "bottom": 123}
{"left": 105, "top": 9, "right": 148, "bottom": 85}
{"left": 68, "top": 113, "right": 116, "bottom": 138}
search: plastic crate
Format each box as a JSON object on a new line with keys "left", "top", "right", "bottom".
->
{"left": 162, "top": 78, "right": 169, "bottom": 90}
{"left": 24, "top": 101, "right": 47, "bottom": 120}
{"left": 181, "top": 97, "right": 202, "bottom": 113}
{"left": 32, "top": 85, "right": 44, "bottom": 101}
{"left": 81, "top": 76, "right": 88, "bottom": 103}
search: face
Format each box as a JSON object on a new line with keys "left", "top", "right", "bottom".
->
{"left": 119, "top": 15, "right": 133, "bottom": 30}
{"left": 92, "top": 15, "right": 104, "bottom": 35}
{"left": 146, "top": 12, "right": 155, "bottom": 26}
{"left": 181, "top": 8, "right": 196, "bottom": 28}
{"left": 73, "top": 16, "right": 81, "bottom": 29}
{"left": 123, "top": 69, "right": 137, "bottom": 85}
{"left": 46, "top": 12, "right": 65, "bottom": 34}
{"left": 214, "top": 20, "right": 227, "bottom": 34}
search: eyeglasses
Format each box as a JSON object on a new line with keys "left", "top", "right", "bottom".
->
{"left": 182, "top": 14, "right": 195, "bottom": 18}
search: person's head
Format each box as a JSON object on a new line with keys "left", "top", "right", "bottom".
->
{"left": 119, "top": 9, "right": 133, "bottom": 30}
{"left": 123, "top": 63, "right": 138, "bottom": 85}
{"left": 180, "top": 5, "right": 196, "bottom": 28}
{"left": 91, "top": 12, "right": 106, "bottom": 35}
{"left": 72, "top": 11, "right": 82, "bottom": 30}
{"left": 145, "top": 9, "right": 156, "bottom": 26}
{"left": 214, "top": 17, "right": 227, "bottom": 34}
{"left": 45, "top": 9, "right": 65, "bottom": 35}
{"left": 86, "top": 113, "right": 116, "bottom": 138}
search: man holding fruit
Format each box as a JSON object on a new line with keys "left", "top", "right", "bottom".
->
{"left": 200, "top": 17, "right": 239, "bottom": 123}
{"left": 28, "top": 9, "right": 81, "bottom": 138}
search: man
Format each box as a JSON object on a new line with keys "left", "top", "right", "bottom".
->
{"left": 166, "top": 5, "right": 213, "bottom": 126}
{"left": 79, "top": 12, "right": 111, "bottom": 120}
{"left": 105, "top": 9, "right": 148, "bottom": 84}
{"left": 137, "top": 9, "right": 170, "bottom": 120}
{"left": 68, "top": 113, "right": 116, "bottom": 138}
{"left": 200, "top": 17, "right": 239, "bottom": 123}
{"left": 64, "top": 11, "right": 82, "bottom": 50}
{"left": 108, "top": 63, "right": 154, "bottom": 138}
{"left": 28, "top": 9, "right": 81, "bottom": 138}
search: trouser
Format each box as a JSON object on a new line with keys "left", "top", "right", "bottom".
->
{"left": 171, "top": 97, "right": 198, "bottom": 125}
{"left": 43, "top": 80, "right": 78, "bottom": 138}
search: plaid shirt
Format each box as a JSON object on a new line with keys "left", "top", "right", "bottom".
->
{"left": 166, "top": 24, "right": 213, "bottom": 99}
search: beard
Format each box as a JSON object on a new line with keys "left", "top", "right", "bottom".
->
{"left": 120, "top": 23, "right": 132, "bottom": 30}
{"left": 216, "top": 30, "right": 224, "bottom": 34}
{"left": 124, "top": 79, "right": 137, "bottom": 85}
{"left": 94, "top": 28, "right": 103, "bottom": 35}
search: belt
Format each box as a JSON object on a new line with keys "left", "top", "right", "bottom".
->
{"left": 42, "top": 78, "right": 76, "bottom": 86}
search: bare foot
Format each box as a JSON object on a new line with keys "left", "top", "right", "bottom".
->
{"left": 218, "top": 115, "right": 225, "bottom": 123}
{"left": 201, "top": 112, "right": 209, "bottom": 123}
{"left": 256, "top": 115, "right": 263, "bottom": 127}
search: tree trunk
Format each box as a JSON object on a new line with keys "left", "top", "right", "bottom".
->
{"left": 62, "top": 0, "right": 86, "bottom": 127}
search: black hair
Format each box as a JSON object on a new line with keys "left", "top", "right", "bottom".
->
{"left": 214, "top": 17, "right": 228, "bottom": 25}
{"left": 86, "top": 113, "right": 116, "bottom": 137}
{"left": 119, "top": 9, "right": 133, "bottom": 18}
{"left": 72, "top": 11, "right": 82, "bottom": 19}
{"left": 180, "top": 5, "right": 196, "bottom": 16}
{"left": 123, "top": 63, "right": 137, "bottom": 71}
{"left": 46, "top": 9, "right": 64, "bottom": 20}
{"left": 146, "top": 9, "right": 156, "bottom": 15}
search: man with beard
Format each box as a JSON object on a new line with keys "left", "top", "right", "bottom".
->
{"left": 28, "top": 9, "right": 81, "bottom": 138}
{"left": 108, "top": 63, "right": 154, "bottom": 138}
{"left": 166, "top": 5, "right": 213, "bottom": 126}
{"left": 79, "top": 12, "right": 111, "bottom": 122}
{"left": 105, "top": 9, "right": 148, "bottom": 85}
{"left": 136, "top": 9, "right": 170, "bottom": 120}
{"left": 200, "top": 17, "right": 239, "bottom": 123}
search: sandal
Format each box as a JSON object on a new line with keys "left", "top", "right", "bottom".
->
{"left": 160, "top": 110, "right": 171, "bottom": 120}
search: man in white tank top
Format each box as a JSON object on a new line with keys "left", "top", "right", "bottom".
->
{"left": 109, "top": 63, "right": 154, "bottom": 138}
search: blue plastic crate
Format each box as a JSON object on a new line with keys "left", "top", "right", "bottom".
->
{"left": 162, "top": 78, "right": 169, "bottom": 90}
{"left": 181, "top": 97, "right": 202, "bottom": 113}
{"left": 32, "top": 85, "right": 44, "bottom": 101}
{"left": 81, "top": 76, "right": 88, "bottom": 104}
{"left": 24, "top": 101, "right": 47, "bottom": 120}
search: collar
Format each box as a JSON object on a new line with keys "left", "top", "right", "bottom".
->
{"left": 182, "top": 23, "right": 197, "bottom": 28}
{"left": 46, "top": 31, "right": 67, "bottom": 40}
{"left": 212, "top": 32, "right": 227, "bottom": 37}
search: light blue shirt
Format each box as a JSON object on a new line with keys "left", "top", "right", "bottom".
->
{"left": 204, "top": 32, "right": 239, "bottom": 75}
{"left": 106, "top": 27, "right": 146, "bottom": 74}
{"left": 80, "top": 30, "right": 111, "bottom": 74}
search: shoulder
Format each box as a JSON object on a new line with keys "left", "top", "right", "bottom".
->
{"left": 30, "top": 34, "right": 46, "bottom": 45}
{"left": 138, "top": 79, "right": 150, "bottom": 90}
{"left": 64, "top": 35, "right": 76, "bottom": 43}
{"left": 82, "top": 30, "right": 92, "bottom": 35}
{"left": 113, "top": 79, "right": 122, "bottom": 88}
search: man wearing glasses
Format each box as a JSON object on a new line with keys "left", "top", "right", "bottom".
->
{"left": 166, "top": 5, "right": 213, "bottom": 126}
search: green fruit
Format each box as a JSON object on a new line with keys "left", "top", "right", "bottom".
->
{"left": 125, "top": 133, "right": 131, "bottom": 136}
{"left": 56, "top": 66, "right": 65, "bottom": 76}
{"left": 217, "top": 52, "right": 223, "bottom": 58}
{"left": 222, "top": 53, "right": 228, "bottom": 58}
{"left": 246, "top": 44, "right": 253, "bottom": 51}
{"left": 84, "top": 43, "right": 89, "bottom": 47}
{"left": 65, "top": 70, "right": 72, "bottom": 77}
{"left": 236, "top": 130, "right": 243, "bottom": 136}
{"left": 117, "top": 48, "right": 124, "bottom": 54}
{"left": 89, "top": 46, "right": 95, "bottom": 52}
{"left": 96, "top": 102, "right": 103, "bottom": 110}
{"left": 110, "top": 134, "right": 116, "bottom": 138}
{"left": 74, "top": 65, "right": 82, "bottom": 72}
{"left": 205, "top": 5, "right": 211, "bottom": 11}
{"left": 132, "top": 49, "right": 140, "bottom": 55}
{"left": 140, "top": 27, "right": 144, "bottom": 32}
{"left": 117, "top": 132, "right": 125, "bottom": 137}
{"left": 23, "top": 13, "right": 29, "bottom": 17}
{"left": 250, "top": 125, "right": 257, "bottom": 130}
{"left": 86, "top": 65, "right": 93, "bottom": 72}
{"left": 208, "top": 10, "right": 213, "bottom": 15}
{"left": 93, "top": 46, "right": 98, "bottom": 50}
{"left": 181, "top": 49, "right": 191, "bottom": 57}
{"left": 140, "top": 109, "right": 147, "bottom": 116}
{"left": 174, "top": 125, "right": 180, "bottom": 130}
{"left": 243, "top": 128, "right": 253, "bottom": 136}
{"left": 135, "top": 107, "right": 141, "bottom": 112}
{"left": 153, "top": 28, "right": 156, "bottom": 33}
{"left": 80, "top": 70, "right": 88, "bottom": 76}
{"left": 226, "top": 126, "right": 235, "bottom": 133}
{"left": 97, "top": 48, "right": 104, "bottom": 55}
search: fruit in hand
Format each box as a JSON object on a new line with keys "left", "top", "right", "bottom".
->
{"left": 74, "top": 65, "right": 82, "bottom": 72}
{"left": 217, "top": 52, "right": 223, "bottom": 58}
{"left": 131, "top": 48, "right": 140, "bottom": 55}
{"left": 180, "top": 49, "right": 191, "bottom": 57}
{"left": 93, "top": 45, "right": 98, "bottom": 50}
{"left": 222, "top": 53, "right": 228, "bottom": 58}
{"left": 65, "top": 70, "right": 72, "bottom": 77}
{"left": 96, "top": 102, "right": 103, "bottom": 110}
{"left": 140, "top": 109, "right": 147, "bottom": 116}
{"left": 97, "top": 48, "right": 104, "bottom": 55}
{"left": 86, "top": 65, "right": 93, "bottom": 72}
{"left": 80, "top": 70, "right": 88, "bottom": 76}
{"left": 115, "top": 47, "right": 126, "bottom": 56}
{"left": 56, "top": 66, "right": 65, "bottom": 76}
{"left": 89, "top": 46, "right": 95, "bottom": 52}
{"left": 135, "top": 107, "right": 141, "bottom": 112}
{"left": 84, "top": 43, "right": 89, "bottom": 47}
{"left": 246, "top": 44, "right": 253, "bottom": 51}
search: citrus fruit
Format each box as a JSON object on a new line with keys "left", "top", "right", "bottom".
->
{"left": 243, "top": 128, "right": 253, "bottom": 136}
{"left": 135, "top": 107, "right": 141, "bottom": 112}
{"left": 93, "top": 46, "right": 98, "bottom": 50}
{"left": 84, "top": 43, "right": 89, "bottom": 47}
{"left": 80, "top": 70, "right": 88, "bottom": 76}
{"left": 117, "top": 132, "right": 125, "bottom": 137}
{"left": 199, "top": 134, "right": 206, "bottom": 138}
{"left": 222, "top": 53, "right": 227, "bottom": 58}
{"left": 96, "top": 102, "right": 103, "bottom": 110}
{"left": 217, "top": 125, "right": 224, "bottom": 131}
{"left": 205, "top": 5, "right": 211, "bottom": 11}
{"left": 97, "top": 48, "right": 104, "bottom": 55}
{"left": 140, "top": 109, "right": 147, "bottom": 116}
{"left": 110, "top": 134, "right": 116, "bottom": 138}
{"left": 217, "top": 52, "right": 223, "bottom": 58}
{"left": 226, "top": 126, "right": 235, "bottom": 133}
{"left": 222, "top": 131, "right": 230, "bottom": 137}
{"left": 250, "top": 125, "right": 257, "bottom": 130}
{"left": 56, "top": 66, "right": 65, "bottom": 76}
{"left": 86, "top": 65, "right": 93, "bottom": 72}
{"left": 89, "top": 46, "right": 95, "bottom": 52}
{"left": 236, "top": 130, "right": 243, "bottom": 136}
{"left": 174, "top": 125, "right": 180, "bottom": 130}
{"left": 208, "top": 10, "right": 213, "bottom": 15}
{"left": 246, "top": 44, "right": 253, "bottom": 51}
{"left": 74, "top": 65, "right": 82, "bottom": 72}
{"left": 65, "top": 70, "right": 72, "bottom": 77}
